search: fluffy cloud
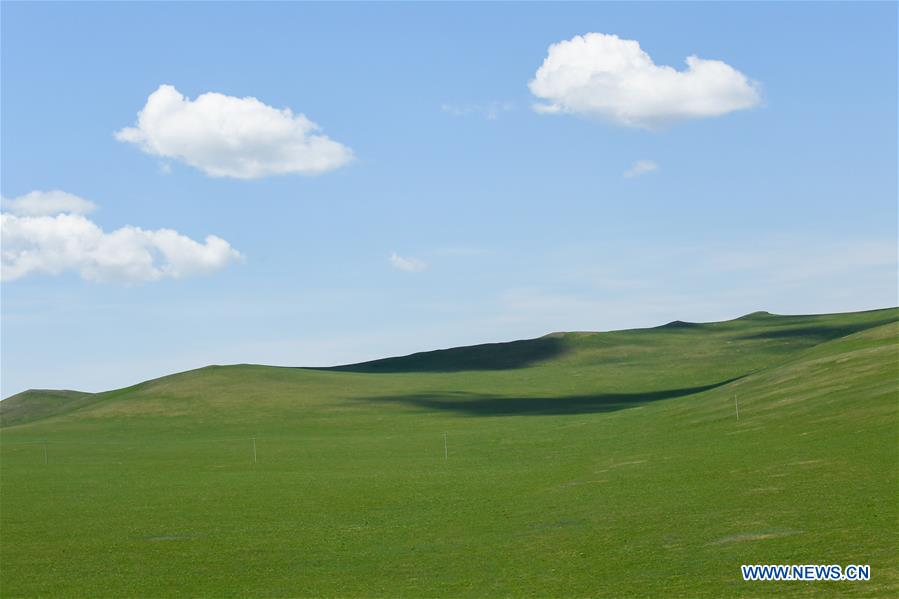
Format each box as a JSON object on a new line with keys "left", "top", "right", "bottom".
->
{"left": 390, "top": 252, "right": 427, "bottom": 273}
{"left": 1, "top": 190, "right": 96, "bottom": 216}
{"left": 1, "top": 192, "right": 242, "bottom": 283}
{"left": 115, "top": 84, "right": 353, "bottom": 179}
{"left": 623, "top": 160, "right": 658, "bottom": 178}
{"left": 529, "top": 33, "right": 760, "bottom": 128}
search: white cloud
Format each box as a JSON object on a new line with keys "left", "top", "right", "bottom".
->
{"left": 1, "top": 193, "right": 242, "bottom": 283}
{"left": 1, "top": 190, "right": 96, "bottom": 216}
{"left": 705, "top": 239, "right": 898, "bottom": 282}
{"left": 441, "top": 101, "right": 514, "bottom": 120}
{"left": 115, "top": 84, "right": 353, "bottom": 179}
{"left": 623, "top": 160, "right": 658, "bottom": 178}
{"left": 389, "top": 252, "right": 427, "bottom": 273}
{"left": 529, "top": 33, "right": 760, "bottom": 128}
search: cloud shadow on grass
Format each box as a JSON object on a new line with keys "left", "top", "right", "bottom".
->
{"left": 737, "top": 317, "right": 897, "bottom": 343}
{"left": 324, "top": 336, "right": 569, "bottom": 373}
{"left": 357, "top": 378, "right": 740, "bottom": 417}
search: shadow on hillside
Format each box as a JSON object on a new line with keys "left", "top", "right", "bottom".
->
{"left": 655, "top": 320, "right": 703, "bottom": 330}
{"left": 324, "top": 336, "right": 569, "bottom": 373}
{"left": 358, "top": 378, "right": 739, "bottom": 417}
{"left": 738, "top": 318, "right": 897, "bottom": 343}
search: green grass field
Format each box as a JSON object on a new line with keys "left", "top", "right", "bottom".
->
{"left": 1, "top": 308, "right": 897, "bottom": 597}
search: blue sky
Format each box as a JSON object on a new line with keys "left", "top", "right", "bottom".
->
{"left": 2, "top": 1, "right": 896, "bottom": 397}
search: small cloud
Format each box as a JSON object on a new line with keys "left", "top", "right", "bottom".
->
{"left": 530, "top": 32, "right": 760, "bottom": 128}
{"left": 623, "top": 160, "right": 659, "bottom": 178}
{"left": 1, "top": 190, "right": 96, "bottom": 216}
{"left": 390, "top": 252, "right": 427, "bottom": 273}
{"left": 440, "top": 103, "right": 473, "bottom": 117}
{"left": 1, "top": 190, "right": 242, "bottom": 284}
{"left": 158, "top": 162, "right": 172, "bottom": 175}
{"left": 441, "top": 101, "right": 514, "bottom": 120}
{"left": 115, "top": 84, "right": 353, "bottom": 179}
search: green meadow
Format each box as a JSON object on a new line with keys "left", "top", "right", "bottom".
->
{"left": 1, "top": 308, "right": 897, "bottom": 597}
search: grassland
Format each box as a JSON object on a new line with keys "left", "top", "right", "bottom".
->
{"left": 1, "top": 307, "right": 897, "bottom": 597}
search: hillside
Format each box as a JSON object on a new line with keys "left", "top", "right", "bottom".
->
{"left": 1, "top": 307, "right": 897, "bottom": 597}
{"left": 0, "top": 389, "right": 100, "bottom": 428}
{"left": 4, "top": 307, "right": 895, "bottom": 427}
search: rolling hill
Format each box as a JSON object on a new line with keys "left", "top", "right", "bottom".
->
{"left": 1, "top": 307, "right": 897, "bottom": 597}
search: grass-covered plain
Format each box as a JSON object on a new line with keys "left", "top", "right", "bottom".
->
{"left": 1, "top": 308, "right": 897, "bottom": 597}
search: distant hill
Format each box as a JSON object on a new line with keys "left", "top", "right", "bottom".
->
{"left": 0, "top": 389, "right": 97, "bottom": 428}
{"left": 3, "top": 306, "right": 896, "bottom": 426}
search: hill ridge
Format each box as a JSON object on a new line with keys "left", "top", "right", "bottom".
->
{"left": 2, "top": 306, "right": 896, "bottom": 429}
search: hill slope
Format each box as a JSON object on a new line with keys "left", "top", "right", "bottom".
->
{"left": 1, "top": 307, "right": 897, "bottom": 597}
{"left": 4, "top": 307, "right": 894, "bottom": 427}
{"left": 1, "top": 389, "right": 99, "bottom": 428}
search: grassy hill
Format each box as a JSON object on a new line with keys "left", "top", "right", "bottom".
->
{"left": 1, "top": 389, "right": 101, "bottom": 428}
{"left": 1, "top": 307, "right": 897, "bottom": 597}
